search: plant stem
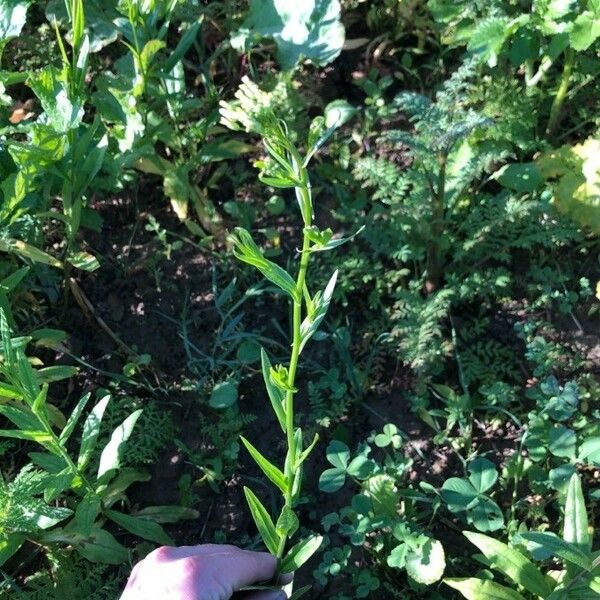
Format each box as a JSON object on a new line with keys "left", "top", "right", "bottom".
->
{"left": 278, "top": 184, "right": 312, "bottom": 562}
{"left": 426, "top": 152, "right": 447, "bottom": 292}
{"left": 546, "top": 48, "right": 574, "bottom": 139}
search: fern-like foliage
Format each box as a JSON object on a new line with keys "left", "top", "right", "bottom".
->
{"left": 349, "top": 57, "right": 582, "bottom": 379}
{"left": 0, "top": 465, "right": 72, "bottom": 537}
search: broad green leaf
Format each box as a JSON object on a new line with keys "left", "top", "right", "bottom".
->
{"left": 106, "top": 509, "right": 172, "bottom": 545}
{"left": 76, "top": 527, "right": 129, "bottom": 564}
{"left": 521, "top": 532, "right": 593, "bottom": 571}
{"left": 468, "top": 458, "right": 498, "bottom": 494}
{"left": 325, "top": 440, "right": 350, "bottom": 470}
{"left": 240, "top": 436, "right": 287, "bottom": 493}
{"left": 0, "top": 534, "right": 25, "bottom": 567}
{"left": 45, "top": 0, "right": 118, "bottom": 52}
{"left": 464, "top": 531, "right": 551, "bottom": 598}
{"left": 346, "top": 455, "right": 376, "bottom": 479}
{"left": 405, "top": 539, "right": 446, "bottom": 584}
{"left": 232, "top": 0, "right": 345, "bottom": 70}
{"left": 0, "top": 0, "right": 31, "bottom": 42}
{"left": 31, "top": 328, "right": 68, "bottom": 349}
{"left": 549, "top": 426, "right": 577, "bottom": 459}
{"left": 209, "top": 380, "right": 238, "bottom": 409}
{"left": 0, "top": 403, "right": 43, "bottom": 431}
{"left": 318, "top": 467, "right": 346, "bottom": 493}
{"left": 441, "top": 477, "right": 478, "bottom": 511}
{"left": 164, "top": 166, "right": 191, "bottom": 220}
{"left": 445, "top": 577, "right": 527, "bottom": 600}
{"left": 494, "top": 163, "right": 543, "bottom": 193}
{"left": 27, "top": 67, "right": 83, "bottom": 132}
{"left": 280, "top": 534, "right": 323, "bottom": 573}
{"left": 570, "top": 12, "right": 600, "bottom": 51}
{"left": 579, "top": 437, "right": 600, "bottom": 464}
{"left": 243, "top": 486, "right": 280, "bottom": 555}
{"left": 198, "top": 139, "right": 254, "bottom": 163}
{"left": 97, "top": 409, "right": 142, "bottom": 481}
{"left": 467, "top": 496, "right": 505, "bottom": 532}
{"left": 467, "top": 17, "right": 511, "bottom": 66}
{"left": 261, "top": 348, "right": 286, "bottom": 432}
{"left": 133, "top": 505, "right": 200, "bottom": 523}
{"left": 229, "top": 228, "right": 299, "bottom": 302}
{"left": 28, "top": 451, "right": 66, "bottom": 473}
{"left": 537, "top": 139, "right": 600, "bottom": 234}
{"left": 78, "top": 394, "right": 110, "bottom": 470}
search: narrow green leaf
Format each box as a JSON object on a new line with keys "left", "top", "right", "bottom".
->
{"left": 163, "top": 18, "right": 203, "bottom": 71}
{"left": 564, "top": 474, "right": 590, "bottom": 553}
{"left": 73, "top": 492, "right": 101, "bottom": 537}
{"left": 0, "top": 267, "right": 29, "bottom": 292}
{"left": 243, "top": 486, "right": 280, "bottom": 555}
{"left": 36, "top": 365, "right": 78, "bottom": 383}
{"left": 0, "top": 429, "right": 54, "bottom": 444}
{"left": 287, "top": 585, "right": 312, "bottom": 600}
{"left": 261, "top": 348, "right": 286, "bottom": 432}
{"left": 0, "top": 403, "right": 42, "bottom": 431}
{"left": 229, "top": 228, "right": 299, "bottom": 302}
{"left": 78, "top": 394, "right": 110, "bottom": 470}
{"left": 521, "top": 532, "right": 592, "bottom": 571}
{"left": 464, "top": 531, "right": 551, "bottom": 598}
{"left": 299, "top": 270, "right": 337, "bottom": 352}
{"left": 276, "top": 505, "right": 299, "bottom": 539}
{"left": 444, "top": 577, "right": 527, "bottom": 600}
{"left": 296, "top": 433, "right": 319, "bottom": 468}
{"left": 97, "top": 409, "right": 142, "bottom": 481}
{"left": 132, "top": 505, "right": 200, "bottom": 524}
{"left": 59, "top": 392, "right": 91, "bottom": 445}
{"left": 240, "top": 436, "right": 287, "bottom": 493}
{"left": 44, "top": 467, "right": 75, "bottom": 502}
{"left": 106, "top": 509, "right": 172, "bottom": 545}
{"left": 280, "top": 534, "right": 323, "bottom": 573}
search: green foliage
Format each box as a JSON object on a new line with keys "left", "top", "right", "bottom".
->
{"left": 231, "top": 0, "right": 345, "bottom": 70}
{"left": 446, "top": 474, "right": 599, "bottom": 599}
{"left": 0, "top": 311, "right": 196, "bottom": 577}
{"left": 220, "top": 77, "right": 352, "bottom": 592}
{"left": 441, "top": 458, "right": 504, "bottom": 532}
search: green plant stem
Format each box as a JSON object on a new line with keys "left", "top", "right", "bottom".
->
{"left": 426, "top": 153, "right": 447, "bottom": 292}
{"left": 278, "top": 186, "right": 312, "bottom": 562}
{"left": 546, "top": 48, "right": 574, "bottom": 139}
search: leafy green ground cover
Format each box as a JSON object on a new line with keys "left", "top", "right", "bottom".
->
{"left": 1, "top": 0, "right": 600, "bottom": 598}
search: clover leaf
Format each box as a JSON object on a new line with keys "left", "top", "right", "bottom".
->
{"left": 319, "top": 441, "right": 375, "bottom": 493}
{"left": 374, "top": 424, "right": 403, "bottom": 449}
{"left": 440, "top": 458, "right": 504, "bottom": 532}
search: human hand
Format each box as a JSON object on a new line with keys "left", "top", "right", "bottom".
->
{"left": 120, "top": 544, "right": 287, "bottom": 600}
